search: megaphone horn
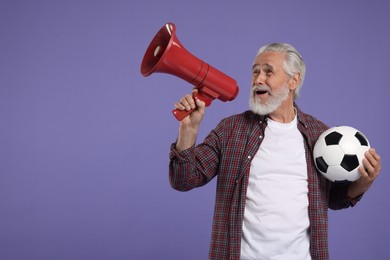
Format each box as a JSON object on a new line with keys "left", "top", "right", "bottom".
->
{"left": 140, "top": 23, "right": 239, "bottom": 121}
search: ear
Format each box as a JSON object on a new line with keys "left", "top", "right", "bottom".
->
{"left": 288, "top": 73, "right": 300, "bottom": 91}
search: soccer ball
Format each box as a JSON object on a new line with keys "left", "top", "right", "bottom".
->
{"left": 313, "top": 126, "right": 370, "bottom": 182}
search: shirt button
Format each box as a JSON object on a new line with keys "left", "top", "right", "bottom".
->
{"left": 248, "top": 155, "right": 251, "bottom": 159}
{"left": 259, "top": 135, "right": 263, "bottom": 139}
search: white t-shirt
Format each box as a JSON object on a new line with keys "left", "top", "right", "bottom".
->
{"left": 240, "top": 115, "right": 310, "bottom": 260}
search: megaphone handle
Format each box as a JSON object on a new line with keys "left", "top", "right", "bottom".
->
{"left": 172, "top": 92, "right": 214, "bottom": 121}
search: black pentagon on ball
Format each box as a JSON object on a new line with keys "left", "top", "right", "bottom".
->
{"left": 316, "top": 156, "right": 329, "bottom": 173}
{"left": 355, "top": 132, "right": 369, "bottom": 146}
{"left": 340, "top": 154, "right": 359, "bottom": 172}
{"left": 325, "top": 131, "right": 343, "bottom": 145}
{"left": 334, "top": 179, "right": 352, "bottom": 184}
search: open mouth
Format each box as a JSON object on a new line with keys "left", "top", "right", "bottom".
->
{"left": 255, "top": 90, "right": 268, "bottom": 95}
{"left": 253, "top": 86, "right": 270, "bottom": 96}
{"left": 253, "top": 85, "right": 271, "bottom": 98}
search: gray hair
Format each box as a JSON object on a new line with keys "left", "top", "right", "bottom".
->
{"left": 256, "top": 43, "right": 306, "bottom": 99}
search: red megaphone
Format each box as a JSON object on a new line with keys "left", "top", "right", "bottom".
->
{"left": 140, "top": 23, "right": 239, "bottom": 121}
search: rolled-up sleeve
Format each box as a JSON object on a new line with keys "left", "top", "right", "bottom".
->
{"left": 328, "top": 182, "right": 364, "bottom": 210}
{"left": 169, "top": 125, "right": 222, "bottom": 192}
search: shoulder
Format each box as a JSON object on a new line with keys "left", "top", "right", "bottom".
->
{"left": 220, "top": 110, "right": 262, "bottom": 125}
{"left": 212, "top": 110, "right": 260, "bottom": 137}
{"left": 296, "top": 104, "right": 328, "bottom": 130}
{"left": 300, "top": 110, "right": 328, "bottom": 130}
{"left": 218, "top": 110, "right": 262, "bottom": 128}
{"left": 296, "top": 106, "right": 329, "bottom": 143}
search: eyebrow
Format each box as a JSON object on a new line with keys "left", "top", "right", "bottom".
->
{"left": 252, "top": 63, "right": 274, "bottom": 71}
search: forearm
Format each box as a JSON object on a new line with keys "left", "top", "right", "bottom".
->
{"left": 174, "top": 89, "right": 206, "bottom": 153}
{"left": 170, "top": 123, "right": 223, "bottom": 191}
{"left": 169, "top": 142, "right": 216, "bottom": 191}
{"left": 175, "top": 124, "right": 199, "bottom": 152}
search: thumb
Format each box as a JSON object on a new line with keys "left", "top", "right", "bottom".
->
{"left": 195, "top": 94, "right": 206, "bottom": 107}
{"left": 194, "top": 96, "right": 206, "bottom": 114}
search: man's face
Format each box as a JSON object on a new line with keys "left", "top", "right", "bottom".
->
{"left": 249, "top": 51, "right": 292, "bottom": 115}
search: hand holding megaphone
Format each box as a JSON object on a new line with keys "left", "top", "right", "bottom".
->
{"left": 140, "top": 23, "right": 239, "bottom": 121}
{"left": 173, "top": 90, "right": 213, "bottom": 121}
{"left": 173, "top": 89, "right": 209, "bottom": 122}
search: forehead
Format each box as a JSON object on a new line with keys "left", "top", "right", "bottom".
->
{"left": 253, "top": 51, "right": 285, "bottom": 69}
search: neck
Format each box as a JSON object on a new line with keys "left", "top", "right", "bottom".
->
{"left": 268, "top": 98, "right": 296, "bottom": 123}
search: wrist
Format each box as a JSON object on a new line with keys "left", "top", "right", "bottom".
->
{"left": 176, "top": 125, "right": 199, "bottom": 152}
{"left": 347, "top": 182, "right": 365, "bottom": 200}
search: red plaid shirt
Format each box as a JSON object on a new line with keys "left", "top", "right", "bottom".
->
{"left": 169, "top": 106, "right": 361, "bottom": 260}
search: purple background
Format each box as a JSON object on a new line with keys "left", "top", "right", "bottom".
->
{"left": 1, "top": 1, "right": 389, "bottom": 259}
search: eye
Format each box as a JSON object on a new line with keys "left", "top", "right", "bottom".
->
{"left": 252, "top": 69, "right": 260, "bottom": 76}
{"left": 265, "top": 69, "right": 273, "bottom": 76}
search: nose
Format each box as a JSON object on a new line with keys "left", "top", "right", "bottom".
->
{"left": 253, "top": 71, "right": 266, "bottom": 86}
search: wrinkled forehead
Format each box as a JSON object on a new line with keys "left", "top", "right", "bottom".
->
{"left": 253, "top": 51, "right": 286, "bottom": 69}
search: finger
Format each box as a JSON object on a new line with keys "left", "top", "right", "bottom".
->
{"left": 368, "top": 148, "right": 381, "bottom": 169}
{"left": 365, "top": 149, "right": 381, "bottom": 173}
{"left": 174, "top": 96, "right": 193, "bottom": 110}
{"left": 178, "top": 94, "right": 196, "bottom": 111}
{"left": 195, "top": 97, "right": 206, "bottom": 115}
{"left": 194, "top": 95, "right": 206, "bottom": 108}
{"left": 360, "top": 157, "right": 373, "bottom": 177}
{"left": 174, "top": 101, "right": 186, "bottom": 110}
{"left": 360, "top": 157, "right": 380, "bottom": 181}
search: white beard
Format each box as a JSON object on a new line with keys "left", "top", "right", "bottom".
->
{"left": 249, "top": 83, "right": 290, "bottom": 115}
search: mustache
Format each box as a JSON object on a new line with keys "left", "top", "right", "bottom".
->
{"left": 252, "top": 85, "right": 271, "bottom": 92}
